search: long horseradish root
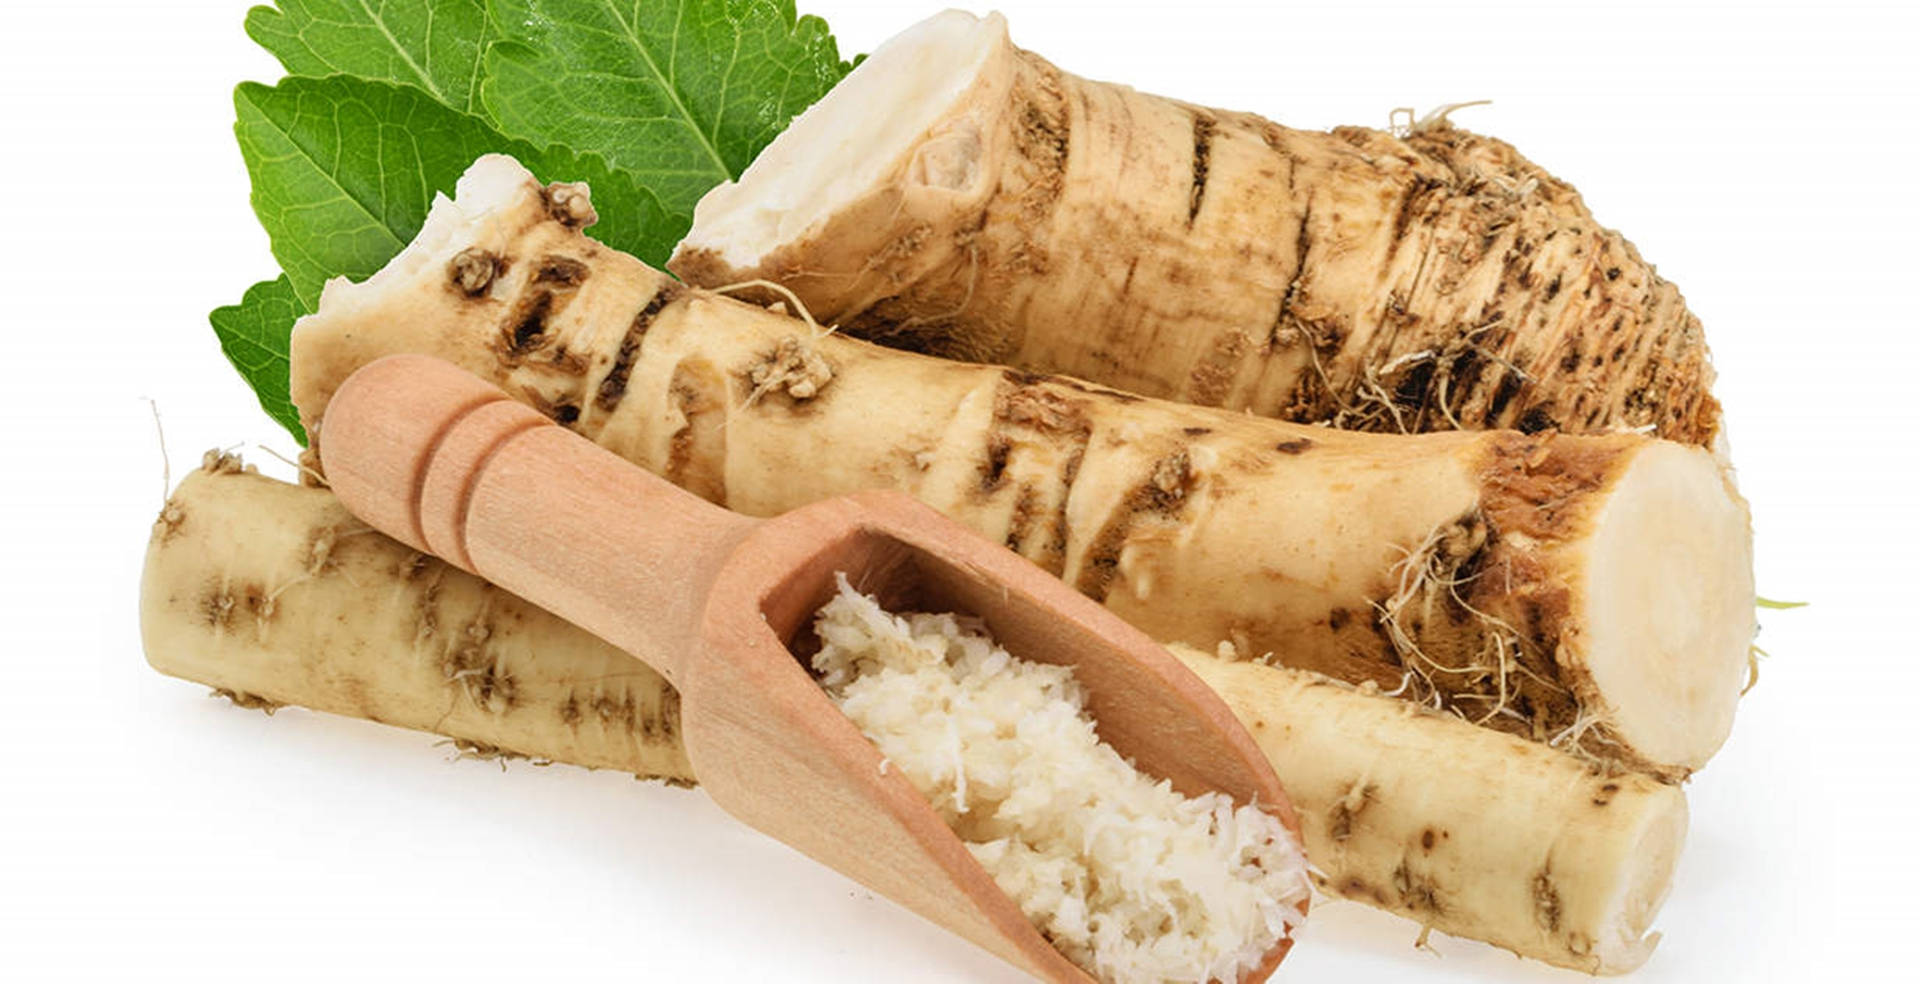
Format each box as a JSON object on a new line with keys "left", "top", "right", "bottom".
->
{"left": 141, "top": 462, "right": 1685, "bottom": 973}
{"left": 671, "top": 11, "right": 1721, "bottom": 449}
{"left": 141, "top": 455, "right": 691, "bottom": 780}
{"left": 290, "top": 155, "right": 1752, "bottom": 779}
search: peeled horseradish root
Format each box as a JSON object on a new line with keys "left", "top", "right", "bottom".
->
{"left": 671, "top": 10, "right": 1723, "bottom": 452}
{"left": 141, "top": 461, "right": 1687, "bottom": 973}
{"left": 289, "top": 154, "right": 1753, "bottom": 779}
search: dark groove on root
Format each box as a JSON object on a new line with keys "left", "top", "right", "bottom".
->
{"left": 596, "top": 283, "right": 681, "bottom": 412}
{"left": 1188, "top": 113, "right": 1216, "bottom": 225}
{"left": 983, "top": 375, "right": 1095, "bottom": 573}
{"left": 504, "top": 290, "right": 554, "bottom": 358}
{"left": 980, "top": 435, "right": 1013, "bottom": 492}
{"left": 531, "top": 255, "right": 590, "bottom": 287}
{"left": 1075, "top": 450, "right": 1193, "bottom": 602}
{"left": 1006, "top": 485, "right": 1039, "bottom": 550}
{"left": 1268, "top": 198, "right": 1315, "bottom": 350}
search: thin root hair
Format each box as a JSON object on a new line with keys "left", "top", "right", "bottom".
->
{"left": 708, "top": 279, "right": 837, "bottom": 339}
{"left": 149, "top": 398, "right": 171, "bottom": 508}
{"left": 257, "top": 444, "right": 329, "bottom": 487}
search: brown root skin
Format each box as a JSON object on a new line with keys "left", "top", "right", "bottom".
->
{"left": 669, "top": 12, "right": 1719, "bottom": 449}
{"left": 140, "top": 463, "right": 693, "bottom": 782}
{"left": 289, "top": 154, "right": 1752, "bottom": 779}
{"left": 140, "top": 465, "right": 1680, "bottom": 974}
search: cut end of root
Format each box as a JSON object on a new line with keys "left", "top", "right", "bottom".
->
{"left": 1580, "top": 441, "right": 1755, "bottom": 771}
{"left": 1590, "top": 787, "right": 1688, "bottom": 973}
{"left": 673, "top": 9, "right": 1009, "bottom": 270}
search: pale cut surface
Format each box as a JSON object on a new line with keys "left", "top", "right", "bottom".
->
{"left": 1592, "top": 793, "right": 1689, "bottom": 971}
{"left": 1580, "top": 441, "right": 1756, "bottom": 769}
{"left": 689, "top": 9, "right": 1005, "bottom": 267}
{"left": 812, "top": 578, "right": 1308, "bottom": 984}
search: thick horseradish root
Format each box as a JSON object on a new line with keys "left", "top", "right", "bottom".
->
{"left": 812, "top": 577, "right": 1309, "bottom": 984}
{"left": 671, "top": 11, "right": 1722, "bottom": 450}
{"left": 140, "top": 463, "right": 1683, "bottom": 973}
{"left": 288, "top": 155, "right": 1753, "bottom": 778}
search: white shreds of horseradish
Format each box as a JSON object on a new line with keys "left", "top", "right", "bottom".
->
{"left": 812, "top": 575, "right": 1308, "bottom": 984}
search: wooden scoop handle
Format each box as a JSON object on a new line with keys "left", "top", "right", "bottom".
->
{"left": 318, "top": 354, "right": 754, "bottom": 682}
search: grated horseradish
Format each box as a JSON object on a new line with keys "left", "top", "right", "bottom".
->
{"left": 812, "top": 575, "right": 1308, "bottom": 984}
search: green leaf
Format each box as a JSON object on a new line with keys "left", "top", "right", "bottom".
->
{"left": 211, "top": 276, "right": 311, "bottom": 445}
{"left": 221, "top": 2, "right": 859, "bottom": 439}
{"left": 245, "top": 0, "right": 499, "bottom": 114}
{"left": 481, "top": 0, "right": 852, "bottom": 216}
{"left": 1757, "top": 597, "right": 1809, "bottom": 610}
{"left": 234, "top": 75, "right": 678, "bottom": 310}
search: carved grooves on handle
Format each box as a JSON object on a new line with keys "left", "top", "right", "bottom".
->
{"left": 417, "top": 395, "right": 550, "bottom": 572}
{"left": 450, "top": 415, "right": 548, "bottom": 572}
{"left": 405, "top": 390, "right": 502, "bottom": 555}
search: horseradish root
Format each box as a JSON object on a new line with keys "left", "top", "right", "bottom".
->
{"left": 812, "top": 577, "right": 1309, "bottom": 984}
{"left": 288, "top": 155, "right": 1754, "bottom": 778}
{"left": 139, "top": 456, "right": 691, "bottom": 780}
{"left": 671, "top": 11, "right": 1721, "bottom": 449}
{"left": 138, "top": 463, "right": 1681, "bottom": 972}
{"left": 1176, "top": 645, "right": 1684, "bottom": 974}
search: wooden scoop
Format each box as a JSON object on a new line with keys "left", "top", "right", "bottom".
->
{"left": 317, "top": 354, "right": 1305, "bottom": 983}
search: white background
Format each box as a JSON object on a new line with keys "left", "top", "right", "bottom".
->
{"left": 0, "top": 0, "right": 1912, "bottom": 980}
